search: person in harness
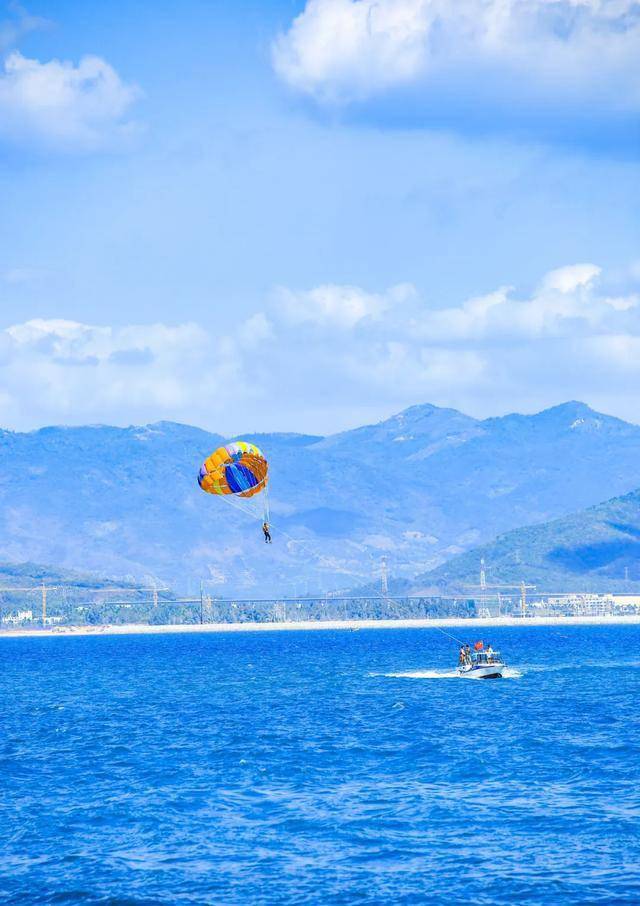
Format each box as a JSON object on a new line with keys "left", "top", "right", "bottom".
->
{"left": 262, "top": 521, "right": 272, "bottom": 543}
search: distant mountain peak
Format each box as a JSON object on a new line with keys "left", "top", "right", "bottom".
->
{"left": 365, "top": 403, "right": 479, "bottom": 440}
{"left": 484, "top": 401, "right": 635, "bottom": 436}
{"left": 323, "top": 402, "right": 480, "bottom": 448}
{"left": 390, "top": 402, "right": 440, "bottom": 419}
{"left": 535, "top": 401, "right": 637, "bottom": 432}
{"left": 142, "top": 420, "right": 207, "bottom": 433}
{"left": 386, "top": 402, "right": 476, "bottom": 423}
{"left": 540, "top": 401, "right": 598, "bottom": 418}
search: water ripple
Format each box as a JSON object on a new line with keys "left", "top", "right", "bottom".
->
{"left": 1, "top": 625, "right": 639, "bottom": 904}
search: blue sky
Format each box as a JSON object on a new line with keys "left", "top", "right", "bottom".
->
{"left": 0, "top": 0, "right": 639, "bottom": 433}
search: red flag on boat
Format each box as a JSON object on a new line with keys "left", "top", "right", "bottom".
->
{"left": 474, "top": 641, "right": 484, "bottom": 651}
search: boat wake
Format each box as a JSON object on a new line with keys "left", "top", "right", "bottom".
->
{"left": 372, "top": 666, "right": 523, "bottom": 680}
{"left": 376, "top": 669, "right": 460, "bottom": 679}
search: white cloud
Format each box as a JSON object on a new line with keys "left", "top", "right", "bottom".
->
{"left": 409, "top": 265, "right": 639, "bottom": 343}
{"left": 237, "top": 312, "right": 274, "bottom": 348}
{"left": 581, "top": 335, "right": 640, "bottom": 373}
{"left": 259, "top": 262, "right": 640, "bottom": 426}
{"left": 343, "top": 339, "right": 486, "bottom": 391}
{"left": 273, "top": 0, "right": 640, "bottom": 133}
{"left": 6, "top": 318, "right": 207, "bottom": 365}
{"left": 273, "top": 0, "right": 431, "bottom": 100}
{"left": 0, "top": 318, "right": 240, "bottom": 427}
{"left": 3, "top": 261, "right": 640, "bottom": 432}
{"left": 275, "top": 282, "right": 414, "bottom": 328}
{"left": 541, "top": 264, "right": 601, "bottom": 294}
{"left": 0, "top": 51, "right": 140, "bottom": 151}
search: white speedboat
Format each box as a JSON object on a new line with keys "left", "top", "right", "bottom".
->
{"left": 458, "top": 649, "right": 505, "bottom": 679}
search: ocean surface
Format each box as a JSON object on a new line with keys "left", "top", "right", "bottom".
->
{"left": 1, "top": 624, "right": 639, "bottom": 905}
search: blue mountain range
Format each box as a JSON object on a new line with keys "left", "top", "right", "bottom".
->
{"left": 412, "top": 485, "right": 640, "bottom": 594}
{"left": 1, "top": 400, "right": 640, "bottom": 595}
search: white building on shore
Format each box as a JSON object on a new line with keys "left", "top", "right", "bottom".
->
{"left": 534, "top": 594, "right": 640, "bottom": 616}
{"left": 2, "top": 609, "right": 34, "bottom": 625}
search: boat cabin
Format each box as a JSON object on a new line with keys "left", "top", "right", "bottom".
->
{"left": 473, "top": 650, "right": 501, "bottom": 665}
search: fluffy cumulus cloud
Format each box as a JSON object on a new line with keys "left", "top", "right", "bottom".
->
{"left": 409, "top": 264, "right": 638, "bottom": 343}
{"left": 273, "top": 0, "right": 431, "bottom": 99}
{"left": 272, "top": 0, "right": 640, "bottom": 140}
{"left": 250, "top": 263, "right": 640, "bottom": 427}
{"left": 0, "top": 51, "right": 140, "bottom": 151}
{"left": 0, "top": 319, "right": 238, "bottom": 427}
{"left": 2, "top": 263, "right": 640, "bottom": 432}
{"left": 275, "top": 282, "right": 414, "bottom": 329}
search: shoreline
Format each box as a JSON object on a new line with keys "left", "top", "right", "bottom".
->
{"left": 2, "top": 613, "right": 640, "bottom": 638}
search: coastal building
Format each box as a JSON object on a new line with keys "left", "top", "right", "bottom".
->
{"left": 534, "top": 594, "right": 640, "bottom": 616}
{"left": 2, "top": 610, "right": 34, "bottom": 625}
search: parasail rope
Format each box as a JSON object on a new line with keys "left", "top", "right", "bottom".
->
{"left": 217, "top": 492, "right": 343, "bottom": 566}
{"left": 220, "top": 493, "right": 263, "bottom": 521}
{"left": 208, "top": 485, "right": 370, "bottom": 580}
{"left": 369, "top": 588, "right": 467, "bottom": 645}
{"left": 432, "top": 625, "right": 466, "bottom": 646}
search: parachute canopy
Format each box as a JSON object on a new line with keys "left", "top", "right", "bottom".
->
{"left": 198, "top": 441, "right": 268, "bottom": 499}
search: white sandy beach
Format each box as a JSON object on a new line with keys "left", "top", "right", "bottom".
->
{"left": 2, "top": 614, "right": 640, "bottom": 638}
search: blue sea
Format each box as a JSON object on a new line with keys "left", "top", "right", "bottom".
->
{"left": 1, "top": 624, "right": 639, "bottom": 904}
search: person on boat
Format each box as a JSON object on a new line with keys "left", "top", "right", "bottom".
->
{"left": 486, "top": 643, "right": 494, "bottom": 663}
{"left": 464, "top": 644, "right": 472, "bottom": 664}
{"left": 459, "top": 646, "right": 466, "bottom": 666}
{"left": 262, "top": 521, "right": 272, "bottom": 543}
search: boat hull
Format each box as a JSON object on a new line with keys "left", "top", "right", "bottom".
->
{"left": 458, "top": 662, "right": 505, "bottom": 679}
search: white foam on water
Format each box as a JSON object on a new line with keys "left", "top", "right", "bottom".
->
{"left": 501, "top": 666, "right": 523, "bottom": 679}
{"left": 370, "top": 666, "right": 523, "bottom": 680}
{"left": 371, "top": 669, "right": 459, "bottom": 679}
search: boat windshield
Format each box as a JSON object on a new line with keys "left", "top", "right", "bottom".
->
{"left": 474, "top": 651, "right": 501, "bottom": 664}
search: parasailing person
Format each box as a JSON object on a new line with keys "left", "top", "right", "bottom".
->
{"left": 198, "top": 440, "right": 271, "bottom": 542}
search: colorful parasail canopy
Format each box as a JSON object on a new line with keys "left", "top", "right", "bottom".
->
{"left": 198, "top": 441, "right": 268, "bottom": 499}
